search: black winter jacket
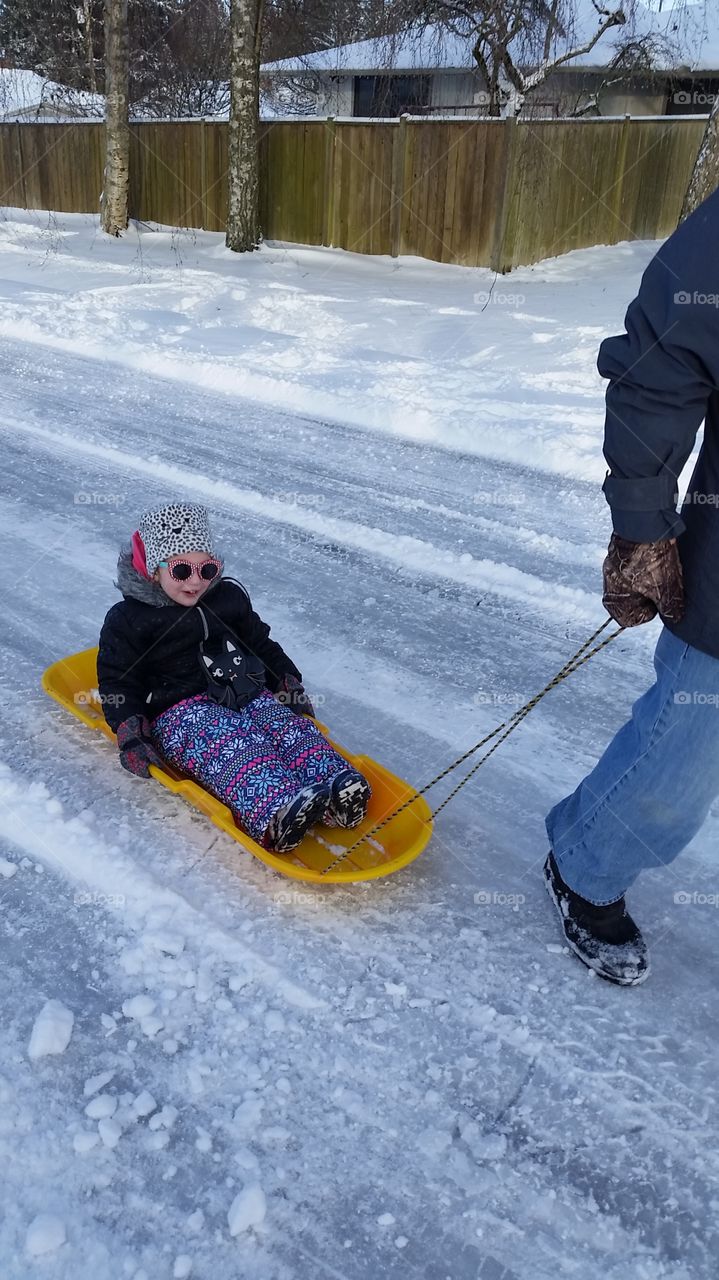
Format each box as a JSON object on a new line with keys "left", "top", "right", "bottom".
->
{"left": 599, "top": 185, "right": 719, "bottom": 659}
{"left": 97, "top": 552, "right": 302, "bottom": 732}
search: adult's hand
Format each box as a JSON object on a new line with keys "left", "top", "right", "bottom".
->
{"left": 602, "top": 534, "right": 685, "bottom": 628}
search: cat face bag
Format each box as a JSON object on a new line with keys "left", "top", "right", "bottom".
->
{"left": 198, "top": 636, "right": 266, "bottom": 711}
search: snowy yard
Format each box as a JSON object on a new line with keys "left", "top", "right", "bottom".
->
{"left": 0, "top": 209, "right": 717, "bottom": 1280}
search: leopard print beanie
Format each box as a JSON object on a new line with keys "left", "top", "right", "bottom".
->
{"left": 138, "top": 503, "right": 216, "bottom": 574}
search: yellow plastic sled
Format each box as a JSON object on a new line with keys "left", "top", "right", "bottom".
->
{"left": 42, "top": 648, "right": 432, "bottom": 884}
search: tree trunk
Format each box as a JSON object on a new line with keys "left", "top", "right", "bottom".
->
{"left": 101, "top": 0, "right": 129, "bottom": 237}
{"left": 680, "top": 94, "right": 719, "bottom": 222}
{"left": 83, "top": 0, "right": 98, "bottom": 95}
{"left": 226, "top": 0, "right": 264, "bottom": 253}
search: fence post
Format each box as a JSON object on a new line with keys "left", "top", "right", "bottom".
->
{"left": 200, "top": 117, "right": 208, "bottom": 231}
{"left": 14, "top": 122, "right": 27, "bottom": 209}
{"left": 610, "top": 113, "right": 632, "bottom": 241}
{"left": 323, "top": 116, "right": 337, "bottom": 247}
{"left": 490, "top": 114, "right": 519, "bottom": 274}
{"left": 390, "top": 113, "right": 409, "bottom": 258}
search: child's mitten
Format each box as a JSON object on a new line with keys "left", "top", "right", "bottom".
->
{"left": 116, "top": 714, "right": 165, "bottom": 778}
{"left": 275, "top": 674, "right": 316, "bottom": 718}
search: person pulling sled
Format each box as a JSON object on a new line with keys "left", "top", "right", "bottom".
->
{"left": 544, "top": 187, "right": 719, "bottom": 987}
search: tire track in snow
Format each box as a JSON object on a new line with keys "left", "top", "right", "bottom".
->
{"left": 0, "top": 415, "right": 601, "bottom": 625}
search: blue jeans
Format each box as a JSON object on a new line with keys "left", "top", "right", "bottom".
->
{"left": 545, "top": 627, "right": 719, "bottom": 904}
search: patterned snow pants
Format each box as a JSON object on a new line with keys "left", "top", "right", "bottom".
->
{"left": 151, "top": 689, "right": 353, "bottom": 845}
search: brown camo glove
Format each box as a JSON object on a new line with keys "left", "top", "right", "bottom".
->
{"left": 602, "top": 535, "right": 685, "bottom": 628}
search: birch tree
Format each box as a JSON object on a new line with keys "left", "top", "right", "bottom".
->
{"left": 417, "top": 1, "right": 627, "bottom": 117}
{"left": 681, "top": 93, "right": 719, "bottom": 221}
{"left": 80, "top": 0, "right": 99, "bottom": 94}
{"left": 226, "top": 0, "right": 264, "bottom": 252}
{"left": 101, "top": 0, "right": 130, "bottom": 236}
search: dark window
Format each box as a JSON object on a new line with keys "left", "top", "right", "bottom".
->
{"left": 665, "top": 76, "right": 719, "bottom": 115}
{"left": 353, "top": 74, "right": 430, "bottom": 117}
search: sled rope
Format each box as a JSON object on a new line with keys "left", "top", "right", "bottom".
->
{"left": 321, "top": 619, "right": 624, "bottom": 876}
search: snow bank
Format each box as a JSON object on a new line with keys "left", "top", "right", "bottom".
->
{"left": 0, "top": 209, "right": 665, "bottom": 485}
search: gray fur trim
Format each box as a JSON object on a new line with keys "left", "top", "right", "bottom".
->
{"left": 115, "top": 548, "right": 173, "bottom": 606}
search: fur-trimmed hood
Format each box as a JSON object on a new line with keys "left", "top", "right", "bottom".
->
{"left": 115, "top": 548, "right": 170, "bottom": 605}
{"left": 115, "top": 547, "right": 224, "bottom": 607}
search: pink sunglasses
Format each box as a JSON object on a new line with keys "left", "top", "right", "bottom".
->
{"left": 159, "top": 556, "right": 222, "bottom": 582}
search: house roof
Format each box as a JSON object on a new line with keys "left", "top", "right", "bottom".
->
{"left": 262, "top": 2, "right": 719, "bottom": 76}
{"left": 0, "top": 68, "right": 103, "bottom": 121}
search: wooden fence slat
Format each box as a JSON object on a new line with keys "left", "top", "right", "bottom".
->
{"left": 0, "top": 117, "right": 706, "bottom": 269}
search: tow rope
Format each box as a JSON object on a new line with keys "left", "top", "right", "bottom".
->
{"left": 321, "top": 618, "right": 625, "bottom": 876}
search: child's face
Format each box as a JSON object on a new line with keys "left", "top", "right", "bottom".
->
{"left": 154, "top": 550, "right": 216, "bottom": 607}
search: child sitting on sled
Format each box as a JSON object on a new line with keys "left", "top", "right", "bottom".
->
{"left": 97, "top": 501, "right": 370, "bottom": 852}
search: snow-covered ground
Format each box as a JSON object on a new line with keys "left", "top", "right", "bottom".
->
{"left": 1, "top": 209, "right": 718, "bottom": 1280}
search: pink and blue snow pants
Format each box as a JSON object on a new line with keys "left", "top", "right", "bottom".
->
{"left": 151, "top": 690, "right": 351, "bottom": 844}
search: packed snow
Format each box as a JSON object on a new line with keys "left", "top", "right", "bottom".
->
{"left": 0, "top": 68, "right": 102, "bottom": 122}
{"left": 25, "top": 1214, "right": 66, "bottom": 1258}
{"left": 27, "top": 1000, "right": 75, "bottom": 1061}
{"left": 0, "top": 207, "right": 718, "bottom": 1279}
{"left": 227, "top": 1184, "right": 268, "bottom": 1236}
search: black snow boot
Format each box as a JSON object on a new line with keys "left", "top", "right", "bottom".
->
{"left": 544, "top": 851, "right": 649, "bottom": 987}
{"left": 264, "top": 782, "right": 330, "bottom": 853}
{"left": 324, "top": 768, "right": 371, "bottom": 830}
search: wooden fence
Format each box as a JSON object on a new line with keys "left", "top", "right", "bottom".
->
{"left": 0, "top": 115, "right": 705, "bottom": 270}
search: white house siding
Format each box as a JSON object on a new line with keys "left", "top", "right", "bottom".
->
{"left": 597, "top": 87, "right": 667, "bottom": 116}
{"left": 264, "top": 66, "right": 675, "bottom": 120}
{"left": 526, "top": 70, "right": 668, "bottom": 118}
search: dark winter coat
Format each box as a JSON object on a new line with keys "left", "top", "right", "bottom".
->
{"left": 97, "top": 551, "right": 302, "bottom": 733}
{"left": 599, "top": 185, "right": 719, "bottom": 660}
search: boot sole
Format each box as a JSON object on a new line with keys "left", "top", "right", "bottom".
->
{"left": 270, "top": 787, "right": 330, "bottom": 853}
{"left": 543, "top": 859, "right": 650, "bottom": 987}
{"left": 326, "top": 771, "right": 371, "bottom": 830}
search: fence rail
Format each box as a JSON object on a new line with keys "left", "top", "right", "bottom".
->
{"left": 0, "top": 116, "right": 705, "bottom": 270}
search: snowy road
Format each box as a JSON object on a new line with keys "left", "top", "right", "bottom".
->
{"left": 1, "top": 217, "right": 719, "bottom": 1280}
